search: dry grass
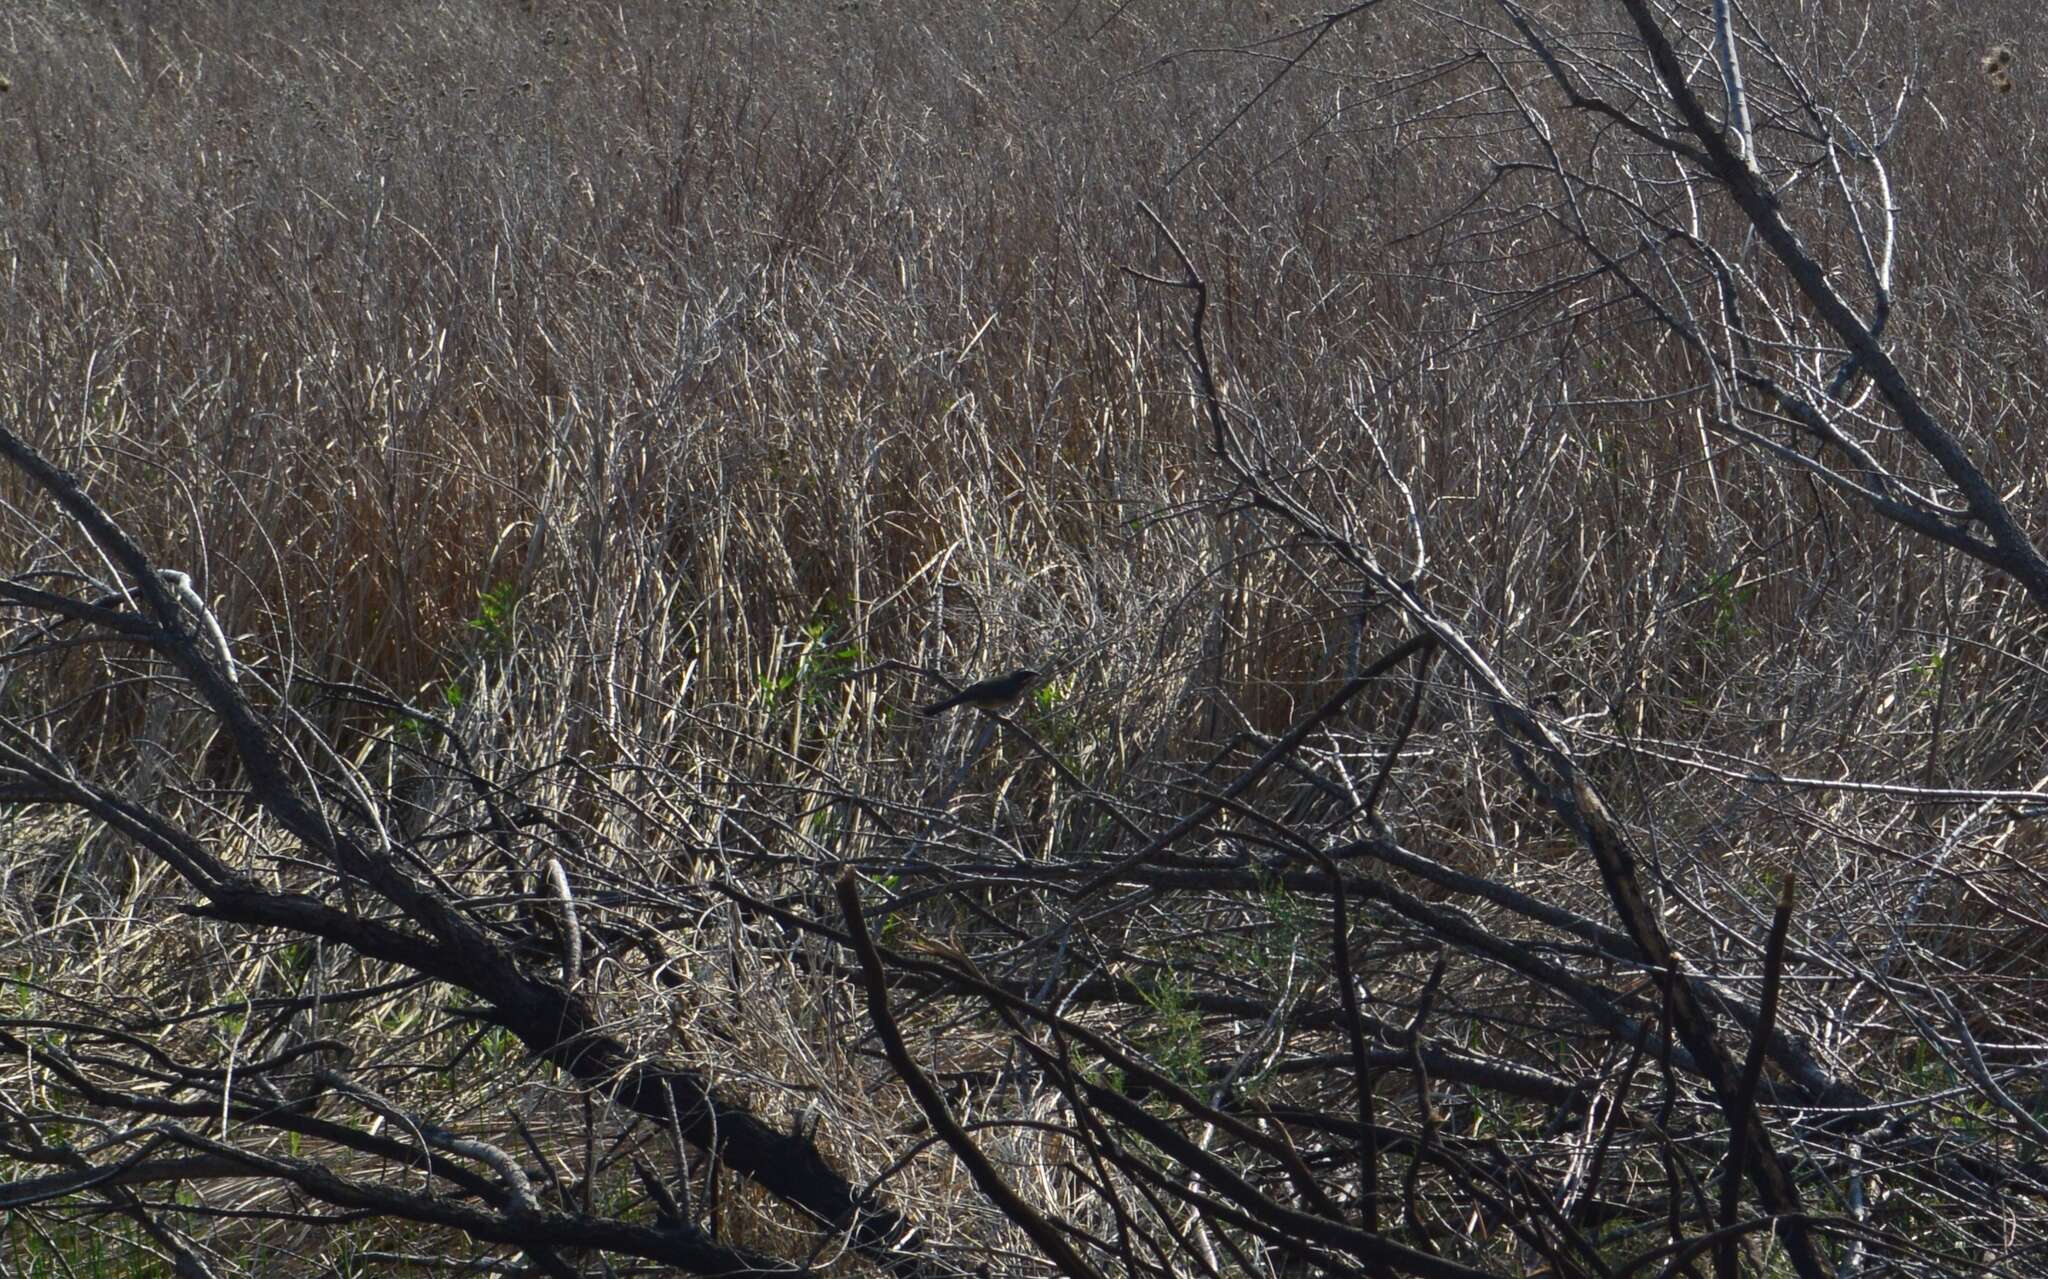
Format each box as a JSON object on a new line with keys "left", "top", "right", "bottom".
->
{"left": 3, "top": 1, "right": 2047, "bottom": 1274}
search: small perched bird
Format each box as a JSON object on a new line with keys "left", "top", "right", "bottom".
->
{"left": 918, "top": 667, "right": 1039, "bottom": 717}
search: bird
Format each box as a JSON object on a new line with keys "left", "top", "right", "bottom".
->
{"left": 918, "top": 667, "right": 1039, "bottom": 717}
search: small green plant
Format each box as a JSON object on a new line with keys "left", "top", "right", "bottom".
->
{"left": 1137, "top": 969, "right": 1208, "bottom": 1089}
{"left": 1214, "top": 875, "right": 1317, "bottom": 1008}
{"left": 6, "top": 1217, "right": 150, "bottom": 1278}
{"left": 389, "top": 710, "right": 428, "bottom": 741}
{"left": 1261, "top": 876, "right": 1314, "bottom": 957}
{"left": 763, "top": 605, "right": 864, "bottom": 712}
{"left": 1701, "top": 568, "right": 1757, "bottom": 643}
{"left": 1015, "top": 671, "right": 1085, "bottom": 750}
{"left": 871, "top": 871, "right": 906, "bottom": 944}
{"left": 1079, "top": 1059, "right": 1128, "bottom": 1096}
{"left": 1901, "top": 1039, "right": 1954, "bottom": 1094}
{"left": 6, "top": 968, "right": 36, "bottom": 1015}
{"left": 477, "top": 1025, "right": 521, "bottom": 1067}
{"left": 1914, "top": 647, "right": 1948, "bottom": 698}
{"left": 469, "top": 579, "right": 521, "bottom": 649}
{"left": 378, "top": 1004, "right": 421, "bottom": 1039}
